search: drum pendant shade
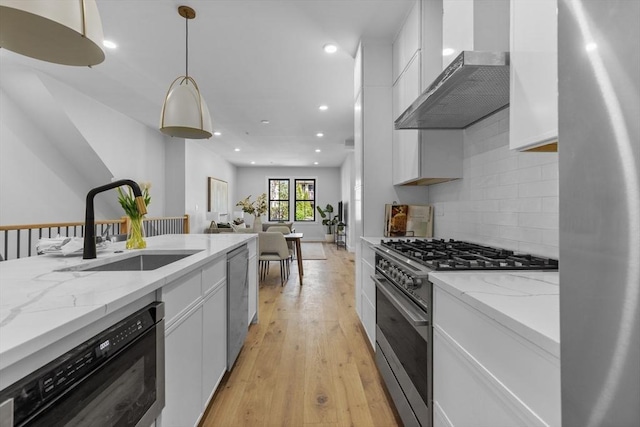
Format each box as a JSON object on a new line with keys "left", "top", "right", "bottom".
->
{"left": 159, "top": 5, "right": 212, "bottom": 139}
{"left": 0, "top": 0, "right": 105, "bottom": 66}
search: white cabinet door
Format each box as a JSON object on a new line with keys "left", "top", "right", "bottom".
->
{"left": 393, "top": 52, "right": 421, "bottom": 185}
{"left": 163, "top": 307, "right": 204, "bottom": 427}
{"left": 202, "top": 283, "right": 227, "bottom": 408}
{"left": 509, "top": 0, "right": 558, "bottom": 150}
{"left": 248, "top": 253, "right": 257, "bottom": 325}
{"left": 248, "top": 237, "right": 258, "bottom": 325}
{"left": 392, "top": 0, "right": 421, "bottom": 83}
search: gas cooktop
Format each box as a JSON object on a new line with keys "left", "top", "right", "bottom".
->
{"left": 380, "top": 238, "right": 558, "bottom": 271}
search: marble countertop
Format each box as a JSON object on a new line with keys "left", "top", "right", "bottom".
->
{"left": 429, "top": 271, "right": 560, "bottom": 357}
{"left": 0, "top": 234, "right": 256, "bottom": 373}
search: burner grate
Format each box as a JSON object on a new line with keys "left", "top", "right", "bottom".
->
{"left": 381, "top": 238, "right": 558, "bottom": 271}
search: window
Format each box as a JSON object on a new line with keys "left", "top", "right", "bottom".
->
{"left": 268, "top": 179, "right": 289, "bottom": 221}
{"left": 295, "top": 179, "right": 315, "bottom": 221}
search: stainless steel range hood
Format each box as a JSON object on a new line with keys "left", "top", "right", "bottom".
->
{"left": 395, "top": 51, "right": 510, "bottom": 130}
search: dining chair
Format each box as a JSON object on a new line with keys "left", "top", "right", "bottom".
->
{"left": 266, "top": 226, "right": 295, "bottom": 259}
{"left": 258, "top": 232, "right": 291, "bottom": 285}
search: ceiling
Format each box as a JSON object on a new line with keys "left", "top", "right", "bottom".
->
{"left": 1, "top": 0, "right": 414, "bottom": 167}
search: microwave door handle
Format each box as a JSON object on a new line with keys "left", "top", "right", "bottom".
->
{"left": 373, "top": 276, "right": 429, "bottom": 327}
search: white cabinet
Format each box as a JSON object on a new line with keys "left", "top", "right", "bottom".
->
{"left": 433, "top": 285, "right": 560, "bottom": 427}
{"left": 247, "top": 238, "right": 258, "bottom": 325}
{"left": 159, "top": 243, "right": 257, "bottom": 427}
{"left": 163, "top": 306, "right": 204, "bottom": 427}
{"left": 509, "top": 0, "right": 558, "bottom": 150}
{"left": 393, "top": 52, "right": 422, "bottom": 185}
{"left": 392, "top": 0, "right": 463, "bottom": 186}
{"left": 359, "top": 240, "right": 376, "bottom": 349}
{"left": 392, "top": 0, "right": 421, "bottom": 84}
{"left": 202, "top": 282, "right": 227, "bottom": 408}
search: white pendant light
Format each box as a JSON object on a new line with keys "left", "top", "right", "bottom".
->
{"left": 0, "top": 0, "right": 105, "bottom": 66}
{"left": 160, "top": 6, "right": 212, "bottom": 139}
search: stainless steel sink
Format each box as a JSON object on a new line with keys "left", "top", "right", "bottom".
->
{"left": 60, "top": 250, "right": 202, "bottom": 272}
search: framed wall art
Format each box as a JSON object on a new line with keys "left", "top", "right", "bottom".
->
{"left": 208, "top": 177, "right": 228, "bottom": 214}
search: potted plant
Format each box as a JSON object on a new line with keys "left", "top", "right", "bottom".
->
{"left": 317, "top": 204, "right": 338, "bottom": 242}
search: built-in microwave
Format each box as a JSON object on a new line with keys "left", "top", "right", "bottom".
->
{"left": 0, "top": 302, "right": 164, "bottom": 426}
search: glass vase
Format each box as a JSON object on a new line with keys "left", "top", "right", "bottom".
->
{"left": 126, "top": 216, "right": 147, "bottom": 249}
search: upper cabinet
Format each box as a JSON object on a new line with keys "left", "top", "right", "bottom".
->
{"left": 509, "top": 0, "right": 558, "bottom": 151}
{"left": 392, "top": 0, "right": 463, "bottom": 186}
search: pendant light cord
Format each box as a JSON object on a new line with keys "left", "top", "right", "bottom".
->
{"left": 185, "top": 12, "right": 189, "bottom": 79}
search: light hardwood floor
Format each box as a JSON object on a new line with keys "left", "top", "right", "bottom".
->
{"left": 200, "top": 243, "right": 401, "bottom": 427}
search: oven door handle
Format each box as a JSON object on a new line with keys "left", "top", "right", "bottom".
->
{"left": 373, "top": 275, "right": 430, "bottom": 327}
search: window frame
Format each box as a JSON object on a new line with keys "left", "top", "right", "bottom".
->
{"left": 267, "top": 178, "right": 290, "bottom": 222}
{"left": 294, "top": 178, "right": 316, "bottom": 222}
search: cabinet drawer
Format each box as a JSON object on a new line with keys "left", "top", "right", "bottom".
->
{"left": 434, "top": 327, "right": 542, "bottom": 427}
{"left": 162, "top": 269, "right": 202, "bottom": 327}
{"left": 202, "top": 256, "right": 226, "bottom": 295}
{"left": 361, "top": 241, "right": 375, "bottom": 266}
{"left": 434, "top": 286, "right": 560, "bottom": 426}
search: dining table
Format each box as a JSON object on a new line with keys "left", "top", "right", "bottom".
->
{"left": 284, "top": 232, "right": 304, "bottom": 284}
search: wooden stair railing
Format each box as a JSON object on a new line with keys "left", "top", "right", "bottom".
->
{"left": 0, "top": 215, "right": 190, "bottom": 261}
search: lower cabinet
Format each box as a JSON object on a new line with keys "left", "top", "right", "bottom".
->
{"left": 433, "top": 286, "right": 560, "bottom": 427}
{"left": 163, "top": 307, "right": 204, "bottom": 427}
{"left": 247, "top": 239, "right": 258, "bottom": 325}
{"left": 202, "top": 282, "right": 227, "bottom": 408}
{"left": 359, "top": 240, "right": 376, "bottom": 349}
{"left": 157, "top": 251, "right": 235, "bottom": 427}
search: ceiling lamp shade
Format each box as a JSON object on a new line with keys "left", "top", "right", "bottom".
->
{"left": 0, "top": 0, "right": 105, "bottom": 66}
{"left": 159, "top": 5, "right": 212, "bottom": 139}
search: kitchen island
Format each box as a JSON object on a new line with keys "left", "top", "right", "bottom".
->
{"left": 0, "top": 233, "right": 258, "bottom": 426}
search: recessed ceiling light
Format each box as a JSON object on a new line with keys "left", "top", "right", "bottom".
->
{"left": 323, "top": 43, "right": 337, "bottom": 54}
{"left": 315, "top": 149, "right": 321, "bottom": 153}
{"left": 103, "top": 40, "right": 117, "bottom": 49}
{"left": 316, "top": 132, "right": 324, "bottom": 137}
{"left": 319, "top": 105, "right": 328, "bottom": 111}
{"left": 213, "top": 131, "right": 222, "bottom": 136}
{"left": 234, "top": 148, "right": 240, "bottom": 152}
{"left": 442, "top": 48, "right": 455, "bottom": 56}
{"left": 250, "top": 161, "right": 256, "bottom": 165}
{"left": 261, "top": 119, "right": 270, "bottom": 124}
{"left": 314, "top": 162, "right": 319, "bottom": 165}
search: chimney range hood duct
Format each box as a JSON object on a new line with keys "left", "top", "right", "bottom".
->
{"left": 395, "top": 51, "right": 510, "bottom": 130}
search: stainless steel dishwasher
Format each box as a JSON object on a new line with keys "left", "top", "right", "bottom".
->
{"left": 227, "top": 244, "right": 249, "bottom": 370}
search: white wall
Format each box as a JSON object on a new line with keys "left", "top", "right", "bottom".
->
{"left": 428, "top": 109, "right": 559, "bottom": 258}
{"left": 0, "top": 67, "right": 168, "bottom": 225}
{"left": 184, "top": 140, "right": 237, "bottom": 234}
{"left": 236, "top": 166, "right": 342, "bottom": 241}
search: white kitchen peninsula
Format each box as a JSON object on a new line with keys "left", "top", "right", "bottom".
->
{"left": 0, "top": 233, "right": 258, "bottom": 426}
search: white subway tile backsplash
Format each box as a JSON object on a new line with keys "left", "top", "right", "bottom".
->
{"left": 519, "top": 212, "right": 559, "bottom": 229}
{"left": 482, "top": 212, "right": 518, "bottom": 226}
{"left": 428, "top": 109, "right": 559, "bottom": 258}
{"left": 542, "top": 197, "right": 559, "bottom": 213}
{"left": 518, "top": 180, "right": 559, "bottom": 198}
{"left": 518, "top": 166, "right": 542, "bottom": 183}
{"left": 542, "top": 162, "right": 559, "bottom": 180}
{"left": 499, "top": 169, "right": 519, "bottom": 186}
{"left": 486, "top": 184, "right": 518, "bottom": 200}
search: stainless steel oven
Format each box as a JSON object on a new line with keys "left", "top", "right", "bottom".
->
{"left": 0, "top": 302, "right": 164, "bottom": 427}
{"left": 374, "top": 274, "right": 431, "bottom": 427}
